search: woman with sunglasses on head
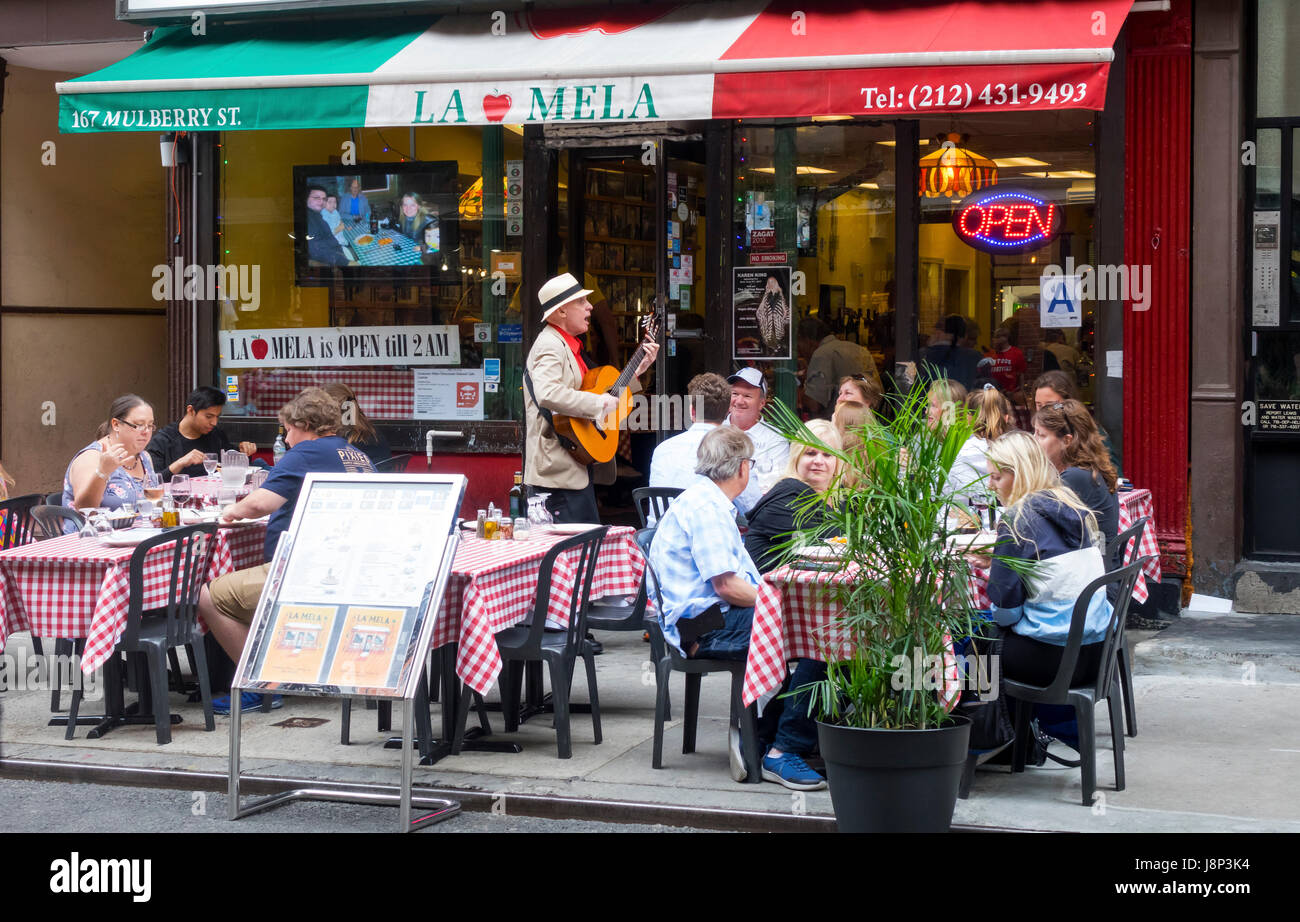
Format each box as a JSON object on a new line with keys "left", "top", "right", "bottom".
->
{"left": 835, "top": 373, "right": 882, "bottom": 413}
{"left": 64, "top": 394, "right": 160, "bottom": 511}
{"left": 1033, "top": 399, "right": 1119, "bottom": 546}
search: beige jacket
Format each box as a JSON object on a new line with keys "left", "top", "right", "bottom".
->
{"left": 524, "top": 323, "right": 613, "bottom": 491}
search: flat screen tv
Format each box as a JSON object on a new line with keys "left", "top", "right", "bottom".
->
{"left": 292, "top": 161, "right": 460, "bottom": 282}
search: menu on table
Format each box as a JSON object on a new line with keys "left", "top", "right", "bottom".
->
{"left": 237, "top": 474, "right": 465, "bottom": 700}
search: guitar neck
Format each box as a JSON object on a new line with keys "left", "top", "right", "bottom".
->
{"left": 611, "top": 342, "right": 649, "bottom": 393}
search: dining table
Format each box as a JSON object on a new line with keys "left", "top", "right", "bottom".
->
{"left": 370, "top": 524, "right": 645, "bottom": 763}
{"left": 0, "top": 521, "right": 268, "bottom": 736}
{"left": 744, "top": 561, "right": 962, "bottom": 711}
{"left": 337, "top": 220, "right": 424, "bottom": 267}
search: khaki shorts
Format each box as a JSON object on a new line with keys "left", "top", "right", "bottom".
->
{"left": 208, "top": 563, "right": 272, "bottom": 625}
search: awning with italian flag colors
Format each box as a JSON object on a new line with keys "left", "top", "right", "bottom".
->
{"left": 58, "top": 0, "right": 1133, "bottom": 133}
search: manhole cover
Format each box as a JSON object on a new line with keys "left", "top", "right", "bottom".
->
{"left": 271, "top": 717, "right": 330, "bottom": 729}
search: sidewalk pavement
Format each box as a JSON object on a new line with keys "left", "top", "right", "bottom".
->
{"left": 1, "top": 609, "right": 1297, "bottom": 832}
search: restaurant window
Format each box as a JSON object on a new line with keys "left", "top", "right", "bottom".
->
{"left": 215, "top": 125, "right": 525, "bottom": 430}
{"left": 731, "top": 119, "right": 896, "bottom": 407}
{"left": 915, "top": 111, "right": 1098, "bottom": 412}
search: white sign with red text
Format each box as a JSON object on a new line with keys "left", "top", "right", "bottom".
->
{"left": 220, "top": 326, "right": 460, "bottom": 369}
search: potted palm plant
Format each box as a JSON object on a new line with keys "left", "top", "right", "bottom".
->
{"left": 765, "top": 385, "right": 988, "bottom": 832}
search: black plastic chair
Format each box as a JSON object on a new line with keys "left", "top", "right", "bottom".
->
{"left": 46, "top": 491, "right": 64, "bottom": 506}
{"left": 631, "top": 486, "right": 682, "bottom": 528}
{"left": 586, "top": 526, "right": 666, "bottom": 666}
{"left": 0, "top": 493, "right": 42, "bottom": 550}
{"left": 31, "top": 505, "right": 85, "bottom": 540}
{"left": 452, "top": 527, "right": 608, "bottom": 759}
{"left": 1107, "top": 516, "right": 1148, "bottom": 738}
{"left": 641, "top": 538, "right": 761, "bottom": 783}
{"left": 373, "top": 454, "right": 412, "bottom": 473}
{"left": 67, "top": 524, "right": 219, "bottom": 744}
{"left": 1005, "top": 557, "right": 1150, "bottom": 806}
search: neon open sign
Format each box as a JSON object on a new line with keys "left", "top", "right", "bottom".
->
{"left": 952, "top": 188, "right": 1061, "bottom": 254}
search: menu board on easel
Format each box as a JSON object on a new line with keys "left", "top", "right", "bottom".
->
{"left": 234, "top": 473, "right": 466, "bottom": 700}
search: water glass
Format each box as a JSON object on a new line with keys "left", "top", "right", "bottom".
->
{"left": 203, "top": 453, "right": 219, "bottom": 477}
{"left": 513, "top": 516, "right": 530, "bottom": 541}
{"left": 171, "top": 474, "right": 191, "bottom": 509}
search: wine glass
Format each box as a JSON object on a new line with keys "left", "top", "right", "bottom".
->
{"left": 171, "top": 474, "right": 191, "bottom": 510}
{"left": 203, "top": 453, "right": 219, "bottom": 477}
{"left": 143, "top": 472, "right": 164, "bottom": 504}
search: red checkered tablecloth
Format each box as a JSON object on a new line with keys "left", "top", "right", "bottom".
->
{"left": 239, "top": 368, "right": 414, "bottom": 418}
{"left": 1119, "top": 489, "right": 1161, "bottom": 602}
{"left": 0, "top": 524, "right": 267, "bottom": 675}
{"left": 745, "top": 562, "right": 960, "bottom": 712}
{"left": 432, "top": 527, "right": 644, "bottom": 696}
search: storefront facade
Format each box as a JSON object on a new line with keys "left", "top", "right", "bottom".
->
{"left": 41, "top": 0, "right": 1229, "bottom": 603}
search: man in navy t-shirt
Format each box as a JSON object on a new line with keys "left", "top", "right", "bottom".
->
{"left": 196, "top": 387, "right": 375, "bottom": 713}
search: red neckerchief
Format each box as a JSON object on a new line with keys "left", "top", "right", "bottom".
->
{"left": 550, "top": 323, "right": 588, "bottom": 377}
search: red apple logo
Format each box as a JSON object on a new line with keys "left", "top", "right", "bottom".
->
{"left": 251, "top": 338, "right": 269, "bottom": 360}
{"left": 526, "top": 4, "right": 676, "bottom": 39}
{"left": 482, "top": 93, "right": 512, "bottom": 122}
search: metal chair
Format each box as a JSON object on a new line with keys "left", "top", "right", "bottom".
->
{"left": 31, "top": 505, "right": 85, "bottom": 539}
{"left": 631, "top": 486, "right": 682, "bottom": 529}
{"left": 373, "top": 454, "right": 412, "bottom": 473}
{"left": 452, "top": 527, "right": 609, "bottom": 759}
{"left": 1106, "top": 516, "right": 1148, "bottom": 738}
{"left": 67, "top": 524, "right": 219, "bottom": 744}
{"left": 1005, "top": 557, "right": 1150, "bottom": 807}
{"left": 641, "top": 536, "right": 762, "bottom": 783}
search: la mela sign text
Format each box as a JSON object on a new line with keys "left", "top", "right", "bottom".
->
{"left": 412, "top": 83, "right": 659, "bottom": 124}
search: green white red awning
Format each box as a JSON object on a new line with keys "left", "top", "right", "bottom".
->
{"left": 57, "top": 0, "right": 1133, "bottom": 133}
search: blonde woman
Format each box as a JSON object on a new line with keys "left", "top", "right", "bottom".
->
{"left": 925, "top": 378, "right": 968, "bottom": 431}
{"left": 949, "top": 384, "right": 1014, "bottom": 507}
{"left": 743, "top": 420, "right": 843, "bottom": 575}
{"left": 982, "top": 431, "right": 1111, "bottom": 687}
{"left": 0, "top": 462, "right": 13, "bottom": 500}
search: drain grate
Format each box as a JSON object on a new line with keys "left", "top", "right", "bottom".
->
{"left": 271, "top": 717, "right": 330, "bottom": 729}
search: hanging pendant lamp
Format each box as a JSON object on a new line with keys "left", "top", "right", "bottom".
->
{"left": 918, "top": 133, "right": 998, "bottom": 198}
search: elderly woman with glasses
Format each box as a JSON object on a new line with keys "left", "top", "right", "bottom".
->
{"left": 63, "top": 394, "right": 160, "bottom": 511}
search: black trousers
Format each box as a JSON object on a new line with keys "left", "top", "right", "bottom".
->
{"left": 1001, "top": 631, "right": 1105, "bottom": 688}
{"left": 527, "top": 483, "right": 600, "bottom": 525}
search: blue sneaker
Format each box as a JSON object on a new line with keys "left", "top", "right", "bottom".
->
{"left": 211, "top": 691, "right": 283, "bottom": 715}
{"left": 761, "top": 751, "right": 827, "bottom": 791}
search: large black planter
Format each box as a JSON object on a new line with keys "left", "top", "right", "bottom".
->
{"left": 817, "top": 716, "right": 971, "bottom": 833}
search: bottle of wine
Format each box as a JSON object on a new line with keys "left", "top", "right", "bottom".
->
{"left": 509, "top": 471, "right": 524, "bottom": 519}
{"left": 273, "top": 427, "right": 287, "bottom": 465}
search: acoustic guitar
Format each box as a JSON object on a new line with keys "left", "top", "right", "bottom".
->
{"left": 553, "top": 316, "right": 660, "bottom": 465}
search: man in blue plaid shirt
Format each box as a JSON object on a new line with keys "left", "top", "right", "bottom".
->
{"left": 648, "top": 425, "right": 825, "bottom": 791}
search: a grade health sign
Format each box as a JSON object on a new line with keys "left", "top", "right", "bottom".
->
{"left": 1040, "top": 274, "right": 1083, "bottom": 328}
{"left": 221, "top": 325, "right": 460, "bottom": 369}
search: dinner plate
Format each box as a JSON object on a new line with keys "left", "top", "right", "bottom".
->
{"left": 945, "top": 530, "right": 999, "bottom": 552}
{"left": 547, "top": 523, "right": 602, "bottom": 535}
{"left": 793, "top": 544, "right": 844, "bottom": 561}
{"left": 356, "top": 234, "right": 375, "bottom": 245}
{"left": 221, "top": 516, "right": 269, "bottom": 526}
{"left": 100, "top": 528, "right": 165, "bottom": 547}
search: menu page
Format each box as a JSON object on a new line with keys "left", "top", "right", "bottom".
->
{"left": 241, "top": 477, "right": 461, "bottom": 697}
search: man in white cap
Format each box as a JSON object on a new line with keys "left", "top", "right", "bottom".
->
{"left": 724, "top": 367, "right": 789, "bottom": 514}
{"left": 525, "top": 272, "right": 658, "bottom": 523}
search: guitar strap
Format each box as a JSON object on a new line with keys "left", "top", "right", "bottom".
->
{"left": 522, "top": 368, "right": 584, "bottom": 456}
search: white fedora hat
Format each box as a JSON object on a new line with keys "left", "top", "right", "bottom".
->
{"left": 537, "top": 272, "right": 593, "bottom": 322}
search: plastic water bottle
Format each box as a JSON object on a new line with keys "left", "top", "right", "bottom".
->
{"left": 273, "top": 427, "right": 287, "bottom": 465}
